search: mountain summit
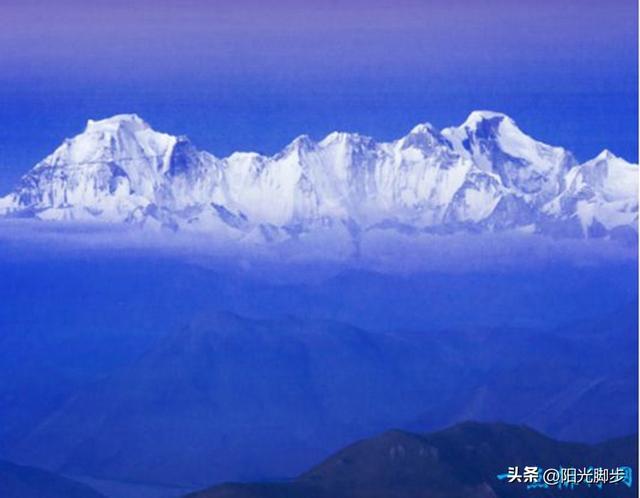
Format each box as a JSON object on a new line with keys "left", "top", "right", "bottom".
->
{"left": 0, "top": 112, "right": 637, "bottom": 243}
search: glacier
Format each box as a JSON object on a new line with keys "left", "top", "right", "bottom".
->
{"left": 0, "top": 111, "right": 637, "bottom": 246}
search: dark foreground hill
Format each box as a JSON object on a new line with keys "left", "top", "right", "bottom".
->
{"left": 0, "top": 459, "right": 105, "bottom": 498}
{"left": 186, "top": 422, "right": 637, "bottom": 498}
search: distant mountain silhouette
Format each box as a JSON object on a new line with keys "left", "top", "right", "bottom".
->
{"left": 7, "top": 305, "right": 636, "bottom": 488}
{"left": 186, "top": 422, "right": 637, "bottom": 498}
{"left": 0, "top": 459, "right": 105, "bottom": 498}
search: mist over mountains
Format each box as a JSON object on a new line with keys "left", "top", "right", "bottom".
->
{"left": 5, "top": 301, "right": 637, "bottom": 488}
{"left": 0, "top": 253, "right": 636, "bottom": 493}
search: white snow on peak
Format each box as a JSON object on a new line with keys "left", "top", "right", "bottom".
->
{"left": 409, "top": 123, "right": 437, "bottom": 135}
{"left": 576, "top": 150, "right": 637, "bottom": 201}
{"left": 281, "top": 134, "right": 315, "bottom": 153}
{"left": 442, "top": 110, "right": 574, "bottom": 201}
{"left": 542, "top": 149, "right": 638, "bottom": 235}
{"left": 0, "top": 112, "right": 637, "bottom": 243}
{"left": 85, "top": 113, "right": 151, "bottom": 132}
{"left": 460, "top": 110, "right": 510, "bottom": 129}
{"left": 595, "top": 149, "right": 616, "bottom": 161}
{"left": 321, "top": 131, "right": 352, "bottom": 143}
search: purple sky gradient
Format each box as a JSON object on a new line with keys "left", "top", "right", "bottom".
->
{"left": 1, "top": 0, "right": 635, "bottom": 82}
{"left": 0, "top": 0, "right": 637, "bottom": 189}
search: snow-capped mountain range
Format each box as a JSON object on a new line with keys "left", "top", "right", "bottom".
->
{"left": 0, "top": 111, "right": 637, "bottom": 244}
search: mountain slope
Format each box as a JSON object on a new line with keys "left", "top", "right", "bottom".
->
{"left": 186, "top": 422, "right": 637, "bottom": 498}
{"left": 8, "top": 313, "right": 452, "bottom": 487}
{"left": 0, "top": 112, "right": 636, "bottom": 243}
{"left": 0, "top": 459, "right": 105, "bottom": 498}
{"left": 543, "top": 149, "right": 639, "bottom": 239}
{"left": 7, "top": 307, "right": 636, "bottom": 488}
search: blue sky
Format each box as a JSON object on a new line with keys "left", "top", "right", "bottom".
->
{"left": 0, "top": 0, "right": 637, "bottom": 191}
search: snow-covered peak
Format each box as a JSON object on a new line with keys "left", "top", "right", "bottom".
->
{"left": 396, "top": 123, "right": 451, "bottom": 156}
{"left": 85, "top": 113, "right": 151, "bottom": 133}
{"left": 0, "top": 112, "right": 636, "bottom": 243}
{"left": 460, "top": 110, "right": 511, "bottom": 129}
{"left": 451, "top": 110, "right": 529, "bottom": 149}
{"left": 318, "top": 131, "right": 377, "bottom": 152}
{"left": 321, "top": 131, "right": 352, "bottom": 144}
{"left": 589, "top": 149, "right": 630, "bottom": 165}
{"left": 582, "top": 149, "right": 635, "bottom": 173}
{"left": 280, "top": 134, "right": 315, "bottom": 154}
{"left": 541, "top": 150, "right": 638, "bottom": 236}
{"left": 50, "top": 113, "right": 175, "bottom": 168}
{"left": 0, "top": 114, "right": 185, "bottom": 222}
{"left": 594, "top": 149, "right": 617, "bottom": 161}
{"left": 409, "top": 122, "right": 437, "bottom": 135}
{"left": 226, "top": 151, "right": 264, "bottom": 162}
{"left": 442, "top": 110, "right": 574, "bottom": 199}
{"left": 572, "top": 150, "right": 637, "bottom": 201}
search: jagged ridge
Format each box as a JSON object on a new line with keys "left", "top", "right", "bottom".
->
{"left": 0, "top": 111, "right": 637, "bottom": 243}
